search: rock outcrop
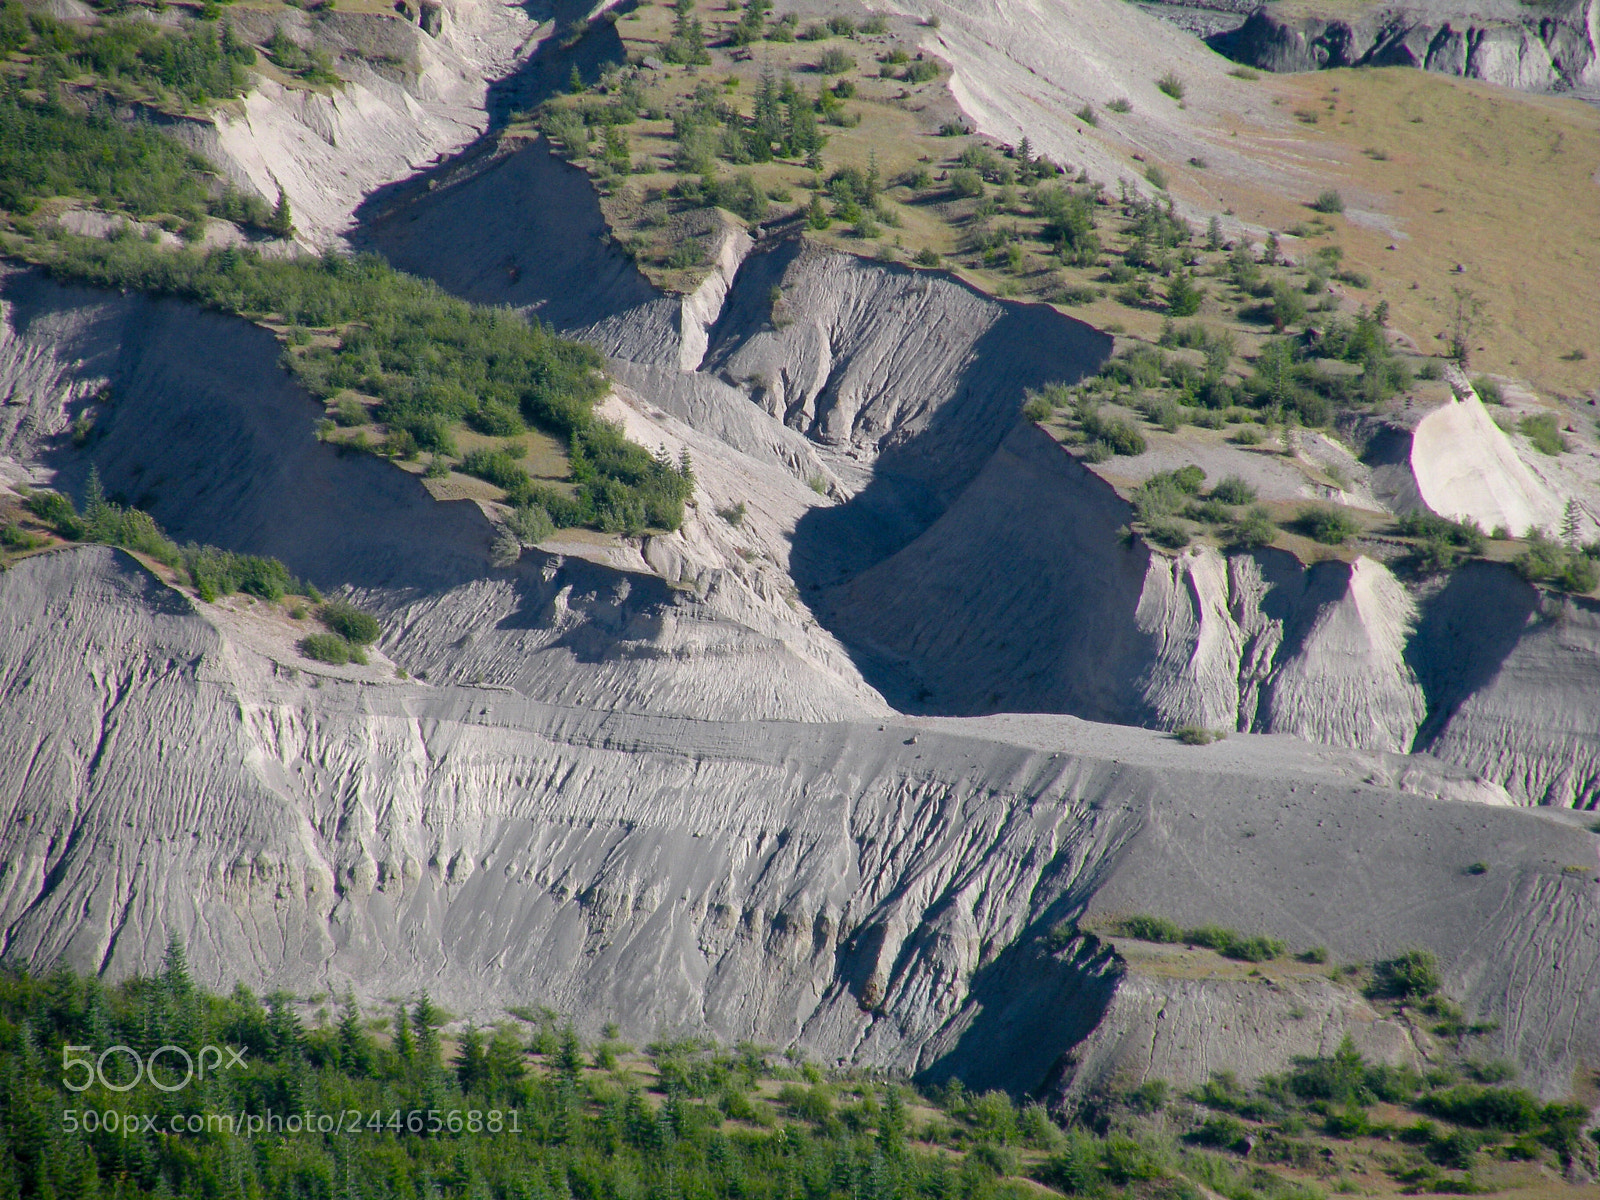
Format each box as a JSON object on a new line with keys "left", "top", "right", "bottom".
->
{"left": 1213, "top": 0, "right": 1600, "bottom": 92}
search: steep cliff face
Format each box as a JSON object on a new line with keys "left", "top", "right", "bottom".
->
{"left": 1215, "top": 0, "right": 1600, "bottom": 92}
{"left": 2, "top": 546, "right": 1597, "bottom": 1098}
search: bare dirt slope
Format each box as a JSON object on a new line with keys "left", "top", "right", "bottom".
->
{"left": 2, "top": 545, "right": 1596, "bottom": 1100}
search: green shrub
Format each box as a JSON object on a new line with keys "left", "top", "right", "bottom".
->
{"left": 1155, "top": 71, "right": 1185, "bottom": 100}
{"left": 1189, "top": 1114, "right": 1248, "bottom": 1149}
{"left": 468, "top": 403, "right": 525, "bottom": 437}
{"left": 1311, "top": 189, "right": 1345, "bottom": 213}
{"left": 1080, "top": 409, "right": 1146, "bottom": 457}
{"left": 507, "top": 504, "right": 556, "bottom": 545}
{"left": 1516, "top": 533, "right": 1598, "bottom": 594}
{"left": 1106, "top": 97, "right": 1132, "bottom": 114}
{"left": 949, "top": 168, "right": 984, "bottom": 198}
{"left": 1120, "top": 915, "right": 1181, "bottom": 943}
{"left": 333, "top": 395, "right": 368, "bottom": 426}
{"left": 318, "top": 600, "right": 380, "bottom": 645}
{"left": 1518, "top": 412, "right": 1567, "bottom": 456}
{"left": 1470, "top": 376, "right": 1503, "bottom": 404}
{"left": 1226, "top": 934, "right": 1287, "bottom": 962}
{"left": 1145, "top": 519, "right": 1190, "bottom": 549}
{"left": 184, "top": 544, "right": 301, "bottom": 602}
{"left": 0, "top": 523, "right": 44, "bottom": 551}
{"left": 1125, "top": 1080, "right": 1169, "bottom": 1114}
{"left": 1369, "top": 949, "right": 1441, "bottom": 1000}
{"left": 1296, "top": 506, "right": 1358, "bottom": 545}
{"left": 1228, "top": 505, "right": 1278, "bottom": 548}
{"left": 299, "top": 631, "right": 366, "bottom": 666}
{"left": 1185, "top": 498, "right": 1233, "bottom": 525}
{"left": 1022, "top": 394, "right": 1054, "bottom": 423}
{"left": 459, "top": 448, "right": 531, "bottom": 493}
{"left": 1420, "top": 1085, "right": 1542, "bottom": 1132}
{"left": 1209, "top": 476, "right": 1256, "bottom": 505}
{"left": 817, "top": 47, "right": 854, "bottom": 74}
{"left": 1323, "top": 1106, "right": 1369, "bottom": 1138}
{"left": 25, "top": 490, "right": 84, "bottom": 539}
{"left": 1175, "top": 725, "right": 1222, "bottom": 745}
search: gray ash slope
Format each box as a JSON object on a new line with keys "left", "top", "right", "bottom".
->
{"left": 2, "top": 546, "right": 1597, "bottom": 1102}
{"left": 4, "top": 0, "right": 1600, "bottom": 1110}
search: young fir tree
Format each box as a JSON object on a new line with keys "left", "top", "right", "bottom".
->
{"left": 269, "top": 186, "right": 295, "bottom": 238}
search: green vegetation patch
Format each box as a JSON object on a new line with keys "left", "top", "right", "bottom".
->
{"left": 1115, "top": 915, "right": 1286, "bottom": 962}
{"left": 299, "top": 629, "right": 367, "bottom": 665}
{"left": 36, "top": 239, "right": 694, "bottom": 534}
{"left": 318, "top": 599, "right": 380, "bottom": 645}
{"left": 1515, "top": 531, "right": 1599, "bottom": 594}
{"left": 22, "top": 471, "right": 314, "bottom": 604}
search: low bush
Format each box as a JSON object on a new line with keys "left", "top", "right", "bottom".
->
{"left": 1120, "top": 915, "right": 1181, "bottom": 943}
{"left": 1295, "top": 506, "right": 1358, "bottom": 545}
{"left": 459, "top": 448, "right": 531, "bottom": 493}
{"left": 1227, "top": 505, "right": 1278, "bottom": 548}
{"left": 1470, "top": 376, "right": 1504, "bottom": 405}
{"left": 1188, "top": 1114, "right": 1248, "bottom": 1150}
{"left": 1369, "top": 949, "right": 1442, "bottom": 1000}
{"left": 1311, "top": 189, "right": 1345, "bottom": 213}
{"left": 1516, "top": 533, "right": 1598, "bottom": 594}
{"left": 299, "top": 631, "right": 367, "bottom": 666}
{"left": 318, "top": 600, "right": 380, "bottom": 645}
{"left": 1420, "top": 1085, "right": 1543, "bottom": 1132}
{"left": 1209, "top": 476, "right": 1256, "bottom": 505}
{"left": 507, "top": 505, "right": 556, "bottom": 545}
{"left": 0, "top": 523, "right": 44, "bottom": 551}
{"left": 1144, "top": 519, "right": 1190, "bottom": 549}
{"left": 185, "top": 545, "right": 302, "bottom": 602}
{"left": 1080, "top": 408, "right": 1146, "bottom": 457}
{"left": 817, "top": 47, "right": 854, "bottom": 74}
{"left": 1519, "top": 412, "right": 1567, "bottom": 456}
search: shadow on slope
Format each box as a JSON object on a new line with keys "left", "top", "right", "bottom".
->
{"left": 356, "top": 139, "right": 667, "bottom": 337}
{"left": 5, "top": 270, "right": 492, "bottom": 593}
{"left": 805, "top": 424, "right": 1153, "bottom": 718}
{"left": 1407, "top": 560, "right": 1543, "bottom": 749}
{"left": 351, "top": 3, "right": 664, "bottom": 336}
